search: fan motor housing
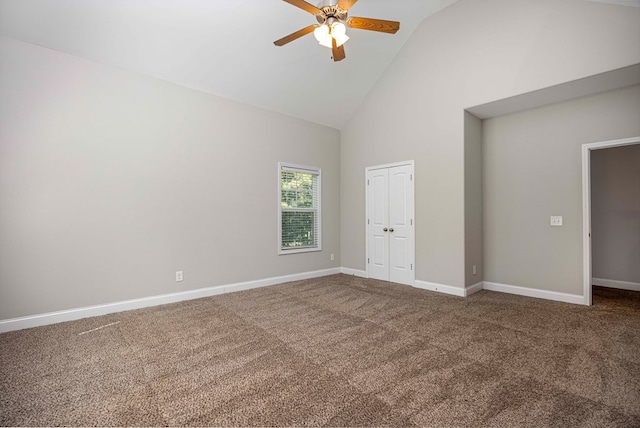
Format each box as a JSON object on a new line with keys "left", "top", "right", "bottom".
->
{"left": 316, "top": 1, "right": 347, "bottom": 24}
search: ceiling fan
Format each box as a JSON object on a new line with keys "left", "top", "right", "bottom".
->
{"left": 274, "top": 0, "right": 400, "bottom": 62}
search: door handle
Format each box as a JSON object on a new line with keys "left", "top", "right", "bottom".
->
{"left": 389, "top": 228, "right": 394, "bottom": 232}
{"left": 383, "top": 227, "right": 388, "bottom": 232}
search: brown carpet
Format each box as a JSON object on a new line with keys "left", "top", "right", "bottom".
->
{"left": 1, "top": 275, "right": 639, "bottom": 427}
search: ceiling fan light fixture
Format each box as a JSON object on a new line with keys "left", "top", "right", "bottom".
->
{"left": 331, "top": 21, "right": 349, "bottom": 47}
{"left": 274, "top": 0, "right": 401, "bottom": 62}
{"left": 313, "top": 24, "right": 332, "bottom": 48}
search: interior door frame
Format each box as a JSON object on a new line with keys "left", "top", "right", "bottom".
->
{"left": 582, "top": 136, "right": 640, "bottom": 306}
{"left": 365, "top": 160, "right": 415, "bottom": 284}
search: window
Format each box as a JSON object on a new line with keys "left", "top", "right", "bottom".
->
{"left": 278, "top": 162, "right": 321, "bottom": 254}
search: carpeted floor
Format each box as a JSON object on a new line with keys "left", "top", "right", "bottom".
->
{"left": 1, "top": 275, "right": 639, "bottom": 427}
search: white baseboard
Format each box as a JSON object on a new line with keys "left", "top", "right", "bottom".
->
{"left": 1, "top": 270, "right": 595, "bottom": 333}
{"left": 592, "top": 278, "right": 640, "bottom": 292}
{"left": 340, "top": 267, "right": 368, "bottom": 278}
{"left": 413, "top": 280, "right": 466, "bottom": 297}
{"left": 0, "top": 268, "right": 342, "bottom": 333}
{"left": 483, "top": 281, "right": 585, "bottom": 305}
{"left": 465, "top": 281, "right": 484, "bottom": 296}
{"left": 413, "top": 280, "right": 484, "bottom": 297}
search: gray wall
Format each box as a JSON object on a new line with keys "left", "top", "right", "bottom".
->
{"left": 0, "top": 37, "right": 341, "bottom": 320}
{"left": 340, "top": 0, "right": 640, "bottom": 290}
{"left": 483, "top": 86, "right": 640, "bottom": 295}
{"left": 2, "top": 1, "right": 640, "bottom": 321}
{"left": 591, "top": 144, "right": 640, "bottom": 284}
{"left": 464, "top": 112, "right": 483, "bottom": 287}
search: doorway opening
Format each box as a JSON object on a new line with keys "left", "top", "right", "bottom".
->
{"left": 582, "top": 136, "right": 640, "bottom": 305}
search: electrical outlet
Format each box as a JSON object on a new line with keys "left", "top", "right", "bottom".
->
{"left": 473, "top": 265, "right": 477, "bottom": 275}
{"left": 176, "top": 271, "right": 183, "bottom": 282}
{"left": 330, "top": 253, "right": 335, "bottom": 261}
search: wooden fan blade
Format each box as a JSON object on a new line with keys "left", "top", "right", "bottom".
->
{"left": 274, "top": 25, "right": 317, "bottom": 46}
{"left": 282, "top": 0, "right": 321, "bottom": 15}
{"left": 347, "top": 16, "right": 400, "bottom": 34}
{"left": 338, "top": 0, "right": 358, "bottom": 10}
{"left": 332, "top": 38, "right": 346, "bottom": 62}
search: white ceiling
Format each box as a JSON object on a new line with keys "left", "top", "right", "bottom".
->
{"left": 0, "top": 0, "right": 638, "bottom": 129}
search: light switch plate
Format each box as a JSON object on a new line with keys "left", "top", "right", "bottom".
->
{"left": 550, "top": 216, "right": 563, "bottom": 226}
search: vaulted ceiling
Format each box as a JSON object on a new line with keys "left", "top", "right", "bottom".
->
{"left": 0, "top": 0, "right": 637, "bottom": 129}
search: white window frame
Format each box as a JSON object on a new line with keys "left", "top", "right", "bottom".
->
{"left": 278, "top": 162, "right": 322, "bottom": 255}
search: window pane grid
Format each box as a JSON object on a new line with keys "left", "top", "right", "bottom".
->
{"left": 279, "top": 163, "right": 321, "bottom": 253}
{"left": 281, "top": 211, "right": 318, "bottom": 249}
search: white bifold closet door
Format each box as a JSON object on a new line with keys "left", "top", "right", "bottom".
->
{"left": 366, "top": 164, "right": 414, "bottom": 286}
